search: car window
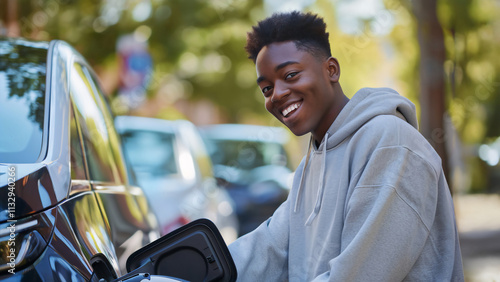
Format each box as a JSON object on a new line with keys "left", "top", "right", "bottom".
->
{"left": 209, "top": 140, "right": 289, "bottom": 170}
{"left": 120, "top": 130, "right": 178, "bottom": 177}
{"left": 0, "top": 40, "right": 48, "bottom": 163}
{"left": 69, "top": 62, "right": 119, "bottom": 183}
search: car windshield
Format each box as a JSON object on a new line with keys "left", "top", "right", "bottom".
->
{"left": 208, "top": 140, "right": 289, "bottom": 170}
{"left": 120, "top": 130, "right": 178, "bottom": 177}
{"left": 0, "top": 40, "right": 48, "bottom": 163}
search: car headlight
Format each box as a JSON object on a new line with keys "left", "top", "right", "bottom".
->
{"left": 0, "top": 209, "right": 55, "bottom": 274}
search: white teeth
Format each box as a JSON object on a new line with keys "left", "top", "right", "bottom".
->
{"left": 282, "top": 103, "right": 301, "bottom": 117}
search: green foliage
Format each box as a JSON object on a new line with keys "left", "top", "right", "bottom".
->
{"left": 310, "top": 0, "right": 500, "bottom": 193}
{"left": 309, "top": 0, "right": 409, "bottom": 99}
{"left": 439, "top": 0, "right": 500, "bottom": 143}
{"left": 16, "top": 0, "right": 266, "bottom": 122}
{"left": 10, "top": 0, "right": 499, "bottom": 192}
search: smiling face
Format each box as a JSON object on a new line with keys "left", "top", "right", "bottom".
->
{"left": 256, "top": 41, "right": 346, "bottom": 143}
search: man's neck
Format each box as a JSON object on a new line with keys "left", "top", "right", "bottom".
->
{"left": 312, "top": 92, "right": 350, "bottom": 146}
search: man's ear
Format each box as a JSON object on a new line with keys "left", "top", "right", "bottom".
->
{"left": 326, "top": 57, "right": 340, "bottom": 83}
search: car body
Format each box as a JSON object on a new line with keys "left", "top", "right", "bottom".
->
{"left": 200, "top": 124, "right": 294, "bottom": 236}
{"left": 115, "top": 116, "right": 238, "bottom": 243}
{"left": 0, "top": 38, "right": 160, "bottom": 281}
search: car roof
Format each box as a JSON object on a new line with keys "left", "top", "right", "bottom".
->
{"left": 200, "top": 124, "right": 290, "bottom": 144}
{"left": 115, "top": 115, "right": 193, "bottom": 134}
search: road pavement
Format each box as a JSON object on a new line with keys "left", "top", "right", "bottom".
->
{"left": 455, "top": 194, "right": 500, "bottom": 281}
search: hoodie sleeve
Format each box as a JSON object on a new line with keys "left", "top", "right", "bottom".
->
{"left": 228, "top": 199, "right": 290, "bottom": 281}
{"left": 313, "top": 145, "right": 443, "bottom": 282}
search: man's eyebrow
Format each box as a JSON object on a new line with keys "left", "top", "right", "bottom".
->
{"left": 256, "top": 61, "right": 300, "bottom": 84}
{"left": 275, "top": 61, "right": 299, "bottom": 72}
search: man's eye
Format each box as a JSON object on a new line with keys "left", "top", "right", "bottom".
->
{"left": 285, "top": 72, "right": 298, "bottom": 79}
{"left": 262, "top": 86, "right": 272, "bottom": 95}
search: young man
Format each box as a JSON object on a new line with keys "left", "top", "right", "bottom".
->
{"left": 228, "top": 11, "right": 464, "bottom": 281}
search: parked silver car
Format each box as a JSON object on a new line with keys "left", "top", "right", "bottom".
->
{"left": 115, "top": 116, "right": 239, "bottom": 243}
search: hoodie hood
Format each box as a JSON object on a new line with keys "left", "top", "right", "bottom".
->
{"left": 319, "top": 87, "right": 418, "bottom": 151}
{"left": 295, "top": 87, "right": 419, "bottom": 225}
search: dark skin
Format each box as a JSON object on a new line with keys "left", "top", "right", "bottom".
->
{"left": 255, "top": 41, "right": 349, "bottom": 146}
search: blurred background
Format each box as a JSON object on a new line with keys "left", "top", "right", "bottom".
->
{"left": 1, "top": 0, "right": 499, "bottom": 280}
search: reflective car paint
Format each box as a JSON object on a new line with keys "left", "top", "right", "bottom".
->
{"left": 0, "top": 38, "right": 160, "bottom": 280}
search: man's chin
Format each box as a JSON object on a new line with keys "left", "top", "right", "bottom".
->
{"left": 286, "top": 125, "right": 309, "bottom": 137}
{"left": 274, "top": 116, "right": 309, "bottom": 136}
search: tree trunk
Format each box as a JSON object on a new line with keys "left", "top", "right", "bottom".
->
{"left": 412, "top": 0, "right": 451, "bottom": 193}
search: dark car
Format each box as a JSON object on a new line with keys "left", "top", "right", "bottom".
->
{"left": 200, "top": 124, "right": 294, "bottom": 236}
{"left": 0, "top": 38, "right": 160, "bottom": 280}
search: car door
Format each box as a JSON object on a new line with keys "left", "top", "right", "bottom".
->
{"left": 68, "top": 59, "right": 158, "bottom": 273}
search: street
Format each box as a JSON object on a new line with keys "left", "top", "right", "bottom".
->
{"left": 455, "top": 194, "right": 500, "bottom": 281}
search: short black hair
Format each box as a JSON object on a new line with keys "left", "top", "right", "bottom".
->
{"left": 245, "top": 11, "right": 332, "bottom": 62}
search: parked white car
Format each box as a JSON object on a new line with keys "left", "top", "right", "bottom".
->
{"left": 115, "top": 116, "right": 239, "bottom": 243}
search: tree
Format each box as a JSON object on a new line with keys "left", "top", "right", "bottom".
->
{"left": 410, "top": 0, "right": 450, "bottom": 190}
{"left": 10, "top": 0, "right": 267, "bottom": 123}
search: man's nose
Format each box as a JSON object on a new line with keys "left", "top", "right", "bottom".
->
{"left": 271, "top": 81, "right": 290, "bottom": 103}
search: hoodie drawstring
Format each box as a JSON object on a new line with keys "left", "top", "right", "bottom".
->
{"left": 305, "top": 132, "right": 328, "bottom": 226}
{"left": 293, "top": 133, "right": 329, "bottom": 226}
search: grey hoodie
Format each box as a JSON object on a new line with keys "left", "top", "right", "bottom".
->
{"left": 228, "top": 87, "right": 464, "bottom": 281}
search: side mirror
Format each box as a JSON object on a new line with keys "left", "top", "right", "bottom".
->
{"left": 115, "top": 218, "right": 237, "bottom": 282}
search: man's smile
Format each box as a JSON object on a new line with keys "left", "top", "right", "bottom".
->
{"left": 281, "top": 101, "right": 302, "bottom": 117}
